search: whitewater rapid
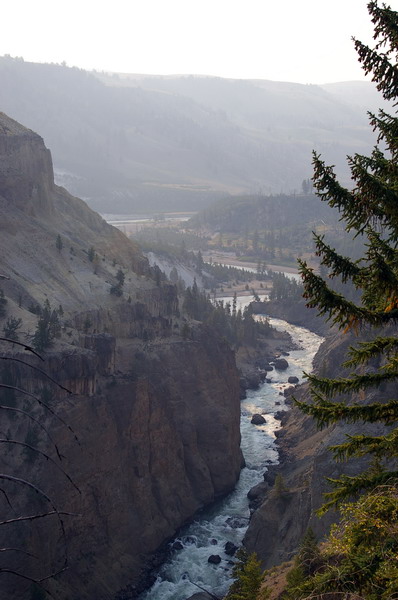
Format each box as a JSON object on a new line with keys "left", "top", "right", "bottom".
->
{"left": 139, "top": 304, "right": 323, "bottom": 600}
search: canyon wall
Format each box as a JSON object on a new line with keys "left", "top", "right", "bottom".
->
{"left": 0, "top": 113, "right": 243, "bottom": 599}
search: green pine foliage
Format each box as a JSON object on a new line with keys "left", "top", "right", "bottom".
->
{"left": 0, "top": 288, "right": 7, "bottom": 318}
{"left": 285, "top": 486, "right": 398, "bottom": 600}
{"left": 56, "top": 234, "right": 63, "bottom": 253}
{"left": 182, "top": 282, "right": 272, "bottom": 347}
{"left": 32, "top": 300, "right": 61, "bottom": 351}
{"left": 3, "top": 316, "right": 22, "bottom": 341}
{"left": 296, "top": 1, "right": 398, "bottom": 510}
{"left": 285, "top": 528, "right": 321, "bottom": 598}
{"left": 269, "top": 272, "right": 303, "bottom": 302}
{"left": 225, "top": 549, "right": 269, "bottom": 600}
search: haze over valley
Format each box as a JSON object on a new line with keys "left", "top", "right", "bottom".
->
{"left": 0, "top": 56, "right": 383, "bottom": 214}
{"left": 1, "top": 1, "right": 398, "bottom": 599}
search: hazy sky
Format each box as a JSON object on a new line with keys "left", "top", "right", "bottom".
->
{"left": 1, "top": 0, "right": 391, "bottom": 84}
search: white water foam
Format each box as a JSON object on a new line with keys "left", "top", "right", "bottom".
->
{"left": 139, "top": 306, "right": 322, "bottom": 600}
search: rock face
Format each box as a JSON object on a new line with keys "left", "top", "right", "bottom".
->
{"left": 0, "top": 113, "right": 243, "bottom": 599}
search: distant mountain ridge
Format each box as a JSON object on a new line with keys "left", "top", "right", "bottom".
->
{"left": 0, "top": 57, "right": 382, "bottom": 213}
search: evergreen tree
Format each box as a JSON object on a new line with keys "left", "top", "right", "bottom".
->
{"left": 3, "top": 316, "right": 22, "bottom": 341}
{"left": 116, "top": 269, "right": 125, "bottom": 286}
{"left": 32, "top": 300, "right": 61, "bottom": 351}
{"left": 0, "top": 288, "right": 7, "bottom": 318}
{"left": 273, "top": 473, "right": 289, "bottom": 498}
{"left": 286, "top": 486, "right": 398, "bottom": 599}
{"left": 169, "top": 266, "right": 179, "bottom": 284}
{"left": 88, "top": 246, "right": 96, "bottom": 262}
{"left": 296, "top": 1, "right": 398, "bottom": 509}
{"left": 56, "top": 234, "right": 63, "bottom": 253}
{"left": 226, "top": 549, "right": 269, "bottom": 600}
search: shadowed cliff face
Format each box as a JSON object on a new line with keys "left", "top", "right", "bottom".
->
{"left": 3, "top": 331, "right": 241, "bottom": 600}
{"left": 0, "top": 113, "right": 243, "bottom": 599}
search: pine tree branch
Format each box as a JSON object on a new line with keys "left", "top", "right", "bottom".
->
{"left": 295, "top": 396, "right": 398, "bottom": 427}
{"left": 318, "top": 471, "right": 398, "bottom": 514}
{"left": 330, "top": 430, "right": 398, "bottom": 461}
{"left": 306, "top": 371, "right": 398, "bottom": 396}
{"left": 343, "top": 336, "right": 398, "bottom": 367}
{"left": 369, "top": 109, "right": 398, "bottom": 160}
{"left": 298, "top": 261, "right": 372, "bottom": 329}
{"left": 348, "top": 153, "right": 398, "bottom": 227}
{"left": 354, "top": 37, "right": 398, "bottom": 101}
{"left": 312, "top": 234, "right": 361, "bottom": 282}
{"left": 312, "top": 153, "right": 369, "bottom": 234}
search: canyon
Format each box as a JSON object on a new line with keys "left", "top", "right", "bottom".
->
{"left": 0, "top": 112, "right": 243, "bottom": 600}
{"left": 0, "top": 110, "right": 384, "bottom": 600}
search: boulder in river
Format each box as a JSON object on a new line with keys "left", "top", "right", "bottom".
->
{"left": 172, "top": 540, "right": 183, "bottom": 550}
{"left": 208, "top": 554, "right": 222, "bottom": 564}
{"left": 224, "top": 541, "right": 239, "bottom": 556}
{"left": 274, "top": 358, "right": 289, "bottom": 370}
{"left": 288, "top": 375, "right": 299, "bottom": 384}
{"left": 210, "top": 538, "right": 218, "bottom": 545}
{"left": 247, "top": 481, "right": 269, "bottom": 501}
{"left": 251, "top": 414, "right": 266, "bottom": 425}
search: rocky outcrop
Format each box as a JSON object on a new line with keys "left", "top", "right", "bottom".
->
{"left": 0, "top": 113, "right": 243, "bottom": 600}
{"left": 20, "top": 331, "right": 241, "bottom": 600}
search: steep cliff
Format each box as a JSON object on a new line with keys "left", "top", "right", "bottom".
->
{"left": 0, "top": 113, "right": 243, "bottom": 599}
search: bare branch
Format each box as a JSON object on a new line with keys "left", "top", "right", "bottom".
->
{"left": 0, "top": 510, "right": 79, "bottom": 526}
{"left": 0, "top": 569, "right": 54, "bottom": 597}
{"left": 0, "top": 488, "right": 14, "bottom": 510}
{"left": 0, "top": 385, "right": 79, "bottom": 442}
{"left": 0, "top": 405, "right": 63, "bottom": 460}
{"left": 0, "top": 337, "right": 44, "bottom": 361}
{"left": 0, "top": 356, "right": 72, "bottom": 394}
{"left": 0, "top": 548, "right": 38, "bottom": 558}
{"left": 0, "top": 440, "right": 80, "bottom": 494}
{"left": 0, "top": 474, "right": 68, "bottom": 569}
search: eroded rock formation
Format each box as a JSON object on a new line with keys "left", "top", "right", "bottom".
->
{"left": 0, "top": 113, "right": 243, "bottom": 599}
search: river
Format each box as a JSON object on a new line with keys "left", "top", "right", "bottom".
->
{"left": 139, "top": 301, "right": 323, "bottom": 600}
